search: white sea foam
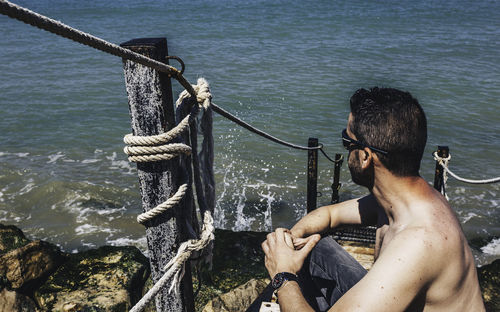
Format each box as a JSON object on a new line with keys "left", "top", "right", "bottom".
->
{"left": 258, "top": 191, "right": 275, "bottom": 230}
{"left": 461, "top": 212, "right": 478, "bottom": 223}
{"left": 107, "top": 236, "right": 147, "bottom": 251}
{"left": 47, "top": 152, "right": 65, "bottom": 164}
{"left": 18, "top": 178, "right": 35, "bottom": 196}
{"left": 107, "top": 151, "right": 135, "bottom": 174}
{"left": 75, "top": 224, "right": 117, "bottom": 236}
{"left": 75, "top": 224, "right": 99, "bottom": 235}
{"left": 81, "top": 242, "right": 97, "bottom": 249}
{"left": 0, "top": 152, "right": 29, "bottom": 157}
{"left": 96, "top": 206, "right": 126, "bottom": 216}
{"left": 232, "top": 180, "right": 250, "bottom": 231}
{"left": 82, "top": 158, "right": 100, "bottom": 164}
{"left": 481, "top": 238, "right": 500, "bottom": 256}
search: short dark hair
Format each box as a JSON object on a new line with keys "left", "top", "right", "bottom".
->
{"left": 349, "top": 87, "right": 427, "bottom": 177}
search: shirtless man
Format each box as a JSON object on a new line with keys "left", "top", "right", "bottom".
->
{"left": 257, "top": 88, "right": 485, "bottom": 311}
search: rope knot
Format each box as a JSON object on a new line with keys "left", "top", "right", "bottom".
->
{"left": 177, "top": 78, "right": 212, "bottom": 110}
{"left": 433, "top": 152, "right": 451, "bottom": 168}
{"left": 194, "top": 78, "right": 212, "bottom": 109}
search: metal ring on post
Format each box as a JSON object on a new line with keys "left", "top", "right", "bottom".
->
{"left": 166, "top": 55, "right": 185, "bottom": 75}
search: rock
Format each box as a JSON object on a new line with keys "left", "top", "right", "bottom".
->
{"left": 194, "top": 229, "right": 269, "bottom": 311}
{"left": 0, "top": 288, "right": 38, "bottom": 312}
{"left": 0, "top": 224, "right": 31, "bottom": 254}
{"left": 0, "top": 240, "right": 65, "bottom": 292}
{"left": 35, "top": 245, "right": 150, "bottom": 312}
{"left": 477, "top": 259, "right": 500, "bottom": 311}
{"left": 202, "top": 278, "right": 269, "bottom": 312}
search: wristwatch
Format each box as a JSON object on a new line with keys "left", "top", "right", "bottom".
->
{"left": 271, "top": 272, "right": 299, "bottom": 291}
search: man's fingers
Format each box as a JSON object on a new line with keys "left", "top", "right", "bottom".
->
{"left": 262, "top": 240, "right": 270, "bottom": 254}
{"left": 266, "top": 232, "right": 275, "bottom": 248}
{"left": 284, "top": 232, "right": 294, "bottom": 249}
{"left": 275, "top": 228, "right": 286, "bottom": 242}
{"left": 299, "top": 234, "right": 321, "bottom": 256}
{"left": 293, "top": 237, "right": 306, "bottom": 248}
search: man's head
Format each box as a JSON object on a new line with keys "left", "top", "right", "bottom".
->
{"left": 348, "top": 87, "right": 427, "bottom": 177}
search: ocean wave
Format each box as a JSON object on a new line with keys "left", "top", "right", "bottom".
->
{"left": 47, "top": 152, "right": 65, "bottom": 164}
{"left": 75, "top": 223, "right": 117, "bottom": 236}
{"left": 106, "top": 235, "right": 148, "bottom": 253}
{"left": 481, "top": 237, "right": 500, "bottom": 256}
{"left": 0, "top": 152, "right": 30, "bottom": 158}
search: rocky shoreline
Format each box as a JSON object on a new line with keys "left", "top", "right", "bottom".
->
{"left": 0, "top": 224, "right": 498, "bottom": 311}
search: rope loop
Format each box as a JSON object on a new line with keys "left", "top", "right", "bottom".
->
{"left": 433, "top": 152, "right": 500, "bottom": 185}
{"left": 136, "top": 184, "right": 189, "bottom": 224}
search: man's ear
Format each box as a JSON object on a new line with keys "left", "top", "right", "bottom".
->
{"left": 361, "top": 147, "right": 373, "bottom": 169}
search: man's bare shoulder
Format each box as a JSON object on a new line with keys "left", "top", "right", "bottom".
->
{"left": 331, "top": 228, "right": 439, "bottom": 311}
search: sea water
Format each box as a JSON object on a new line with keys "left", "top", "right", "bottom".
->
{"left": 0, "top": 0, "right": 498, "bottom": 266}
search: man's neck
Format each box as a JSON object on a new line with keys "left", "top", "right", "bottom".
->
{"left": 370, "top": 168, "right": 429, "bottom": 226}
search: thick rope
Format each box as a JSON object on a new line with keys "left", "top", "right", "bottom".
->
{"left": 136, "top": 184, "right": 188, "bottom": 224}
{"left": 433, "top": 152, "right": 500, "bottom": 184}
{"left": 130, "top": 211, "right": 214, "bottom": 312}
{"left": 123, "top": 102, "right": 199, "bottom": 163}
{"left": 128, "top": 79, "right": 215, "bottom": 312}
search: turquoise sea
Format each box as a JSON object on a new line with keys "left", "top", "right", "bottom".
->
{"left": 0, "top": 0, "right": 499, "bottom": 265}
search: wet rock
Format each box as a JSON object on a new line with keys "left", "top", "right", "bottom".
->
{"left": 0, "top": 224, "right": 31, "bottom": 254}
{"left": 0, "top": 240, "right": 65, "bottom": 292}
{"left": 35, "top": 246, "right": 149, "bottom": 312}
{"left": 0, "top": 288, "right": 38, "bottom": 312}
{"left": 477, "top": 259, "right": 500, "bottom": 311}
{"left": 194, "top": 229, "right": 269, "bottom": 311}
{"left": 202, "top": 278, "right": 269, "bottom": 312}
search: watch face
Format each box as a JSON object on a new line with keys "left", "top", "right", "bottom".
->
{"left": 271, "top": 274, "right": 284, "bottom": 289}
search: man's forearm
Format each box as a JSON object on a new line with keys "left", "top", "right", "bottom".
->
{"left": 276, "top": 281, "right": 315, "bottom": 312}
{"left": 291, "top": 198, "right": 365, "bottom": 238}
{"left": 290, "top": 205, "right": 333, "bottom": 238}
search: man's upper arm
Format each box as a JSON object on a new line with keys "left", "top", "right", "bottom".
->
{"left": 329, "top": 229, "right": 437, "bottom": 312}
{"left": 328, "top": 194, "right": 380, "bottom": 227}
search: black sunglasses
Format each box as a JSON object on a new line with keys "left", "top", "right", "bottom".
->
{"left": 342, "top": 129, "right": 388, "bottom": 155}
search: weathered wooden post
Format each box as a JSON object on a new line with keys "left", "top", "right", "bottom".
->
{"left": 330, "top": 153, "right": 343, "bottom": 204}
{"left": 307, "top": 138, "right": 319, "bottom": 212}
{"left": 120, "top": 38, "right": 193, "bottom": 312}
{"left": 433, "top": 146, "right": 449, "bottom": 193}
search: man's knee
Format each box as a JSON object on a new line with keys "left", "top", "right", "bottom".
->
{"left": 310, "top": 236, "right": 345, "bottom": 261}
{"left": 308, "top": 236, "right": 366, "bottom": 280}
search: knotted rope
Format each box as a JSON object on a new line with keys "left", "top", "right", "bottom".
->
{"left": 130, "top": 211, "right": 214, "bottom": 312}
{"left": 433, "top": 152, "right": 500, "bottom": 185}
{"left": 126, "top": 78, "right": 215, "bottom": 312}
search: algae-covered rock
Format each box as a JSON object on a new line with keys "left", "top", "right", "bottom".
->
{"left": 0, "top": 288, "right": 38, "bottom": 312}
{"left": 0, "top": 224, "right": 31, "bottom": 254}
{"left": 478, "top": 259, "right": 500, "bottom": 312}
{"left": 202, "top": 278, "right": 269, "bottom": 312}
{"left": 0, "top": 240, "right": 65, "bottom": 292}
{"left": 194, "top": 229, "right": 268, "bottom": 311}
{"left": 35, "top": 246, "right": 150, "bottom": 312}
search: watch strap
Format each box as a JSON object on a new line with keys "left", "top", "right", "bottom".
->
{"left": 271, "top": 272, "right": 299, "bottom": 290}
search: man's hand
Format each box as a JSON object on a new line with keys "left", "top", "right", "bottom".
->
{"left": 262, "top": 228, "right": 321, "bottom": 278}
